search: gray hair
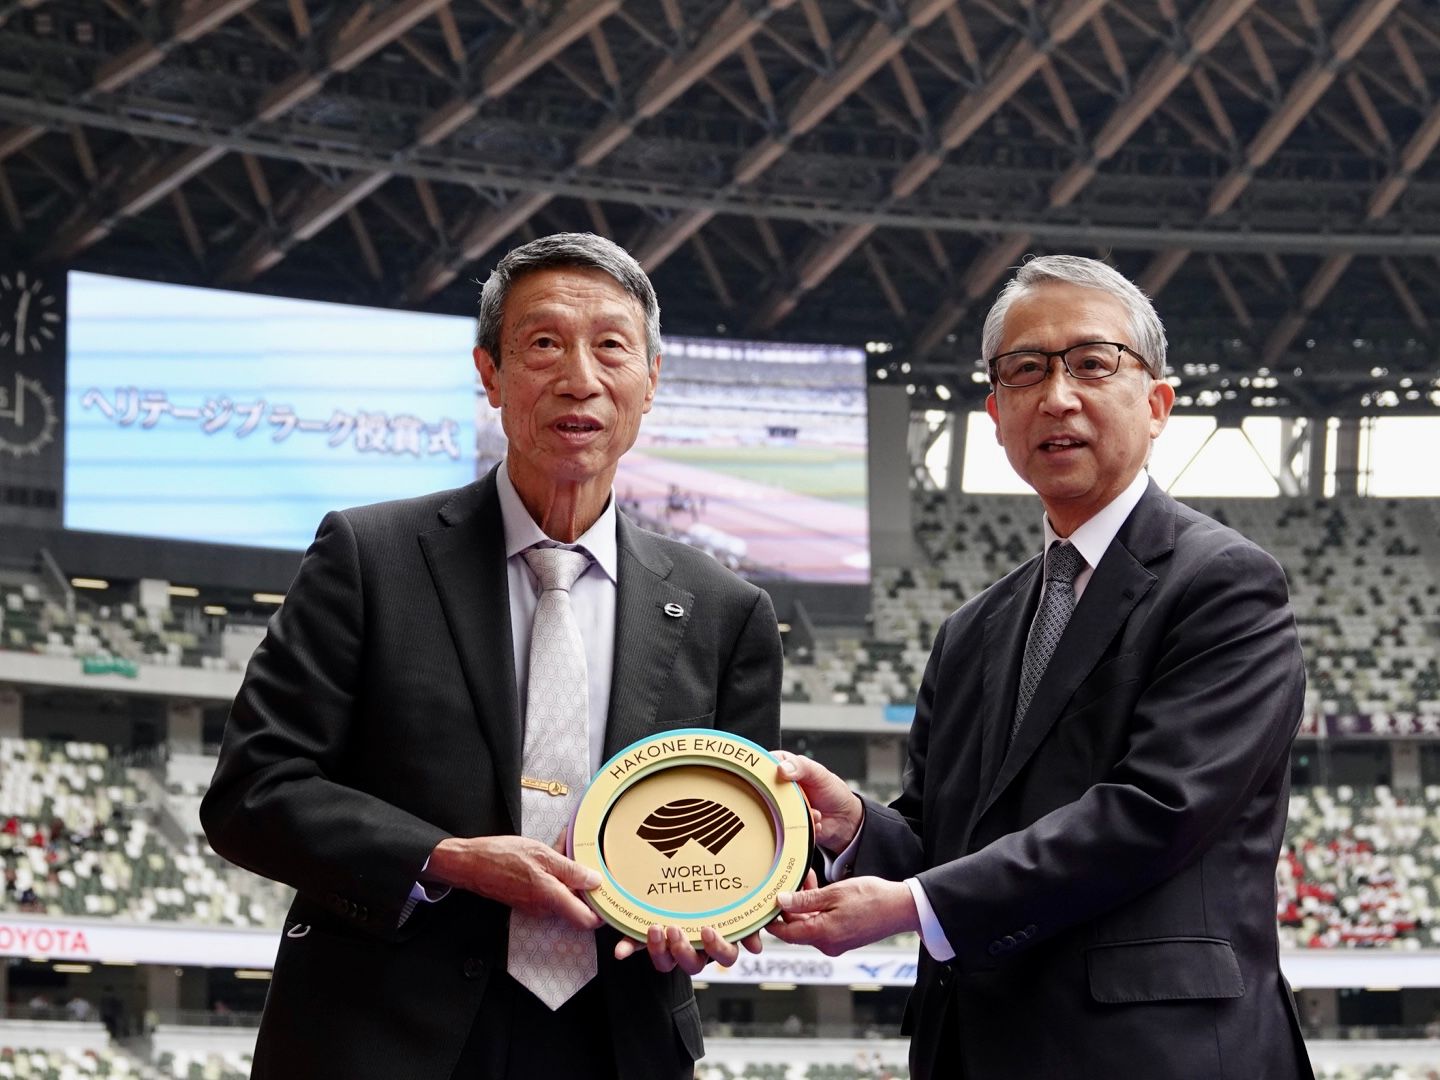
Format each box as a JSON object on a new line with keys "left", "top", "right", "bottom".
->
{"left": 475, "top": 232, "right": 661, "bottom": 366}
{"left": 980, "top": 254, "right": 1167, "bottom": 380}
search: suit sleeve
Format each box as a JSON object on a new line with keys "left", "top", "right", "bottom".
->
{"left": 714, "top": 587, "right": 783, "bottom": 751}
{"left": 852, "top": 621, "right": 947, "bottom": 881}
{"left": 200, "top": 511, "right": 449, "bottom": 931}
{"left": 906, "top": 539, "right": 1304, "bottom": 969}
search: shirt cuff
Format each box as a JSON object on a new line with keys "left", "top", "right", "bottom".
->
{"left": 906, "top": 877, "right": 955, "bottom": 962}
{"left": 821, "top": 818, "right": 864, "bottom": 881}
{"left": 398, "top": 858, "right": 451, "bottom": 927}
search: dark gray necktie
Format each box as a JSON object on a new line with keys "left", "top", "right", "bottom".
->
{"left": 1012, "top": 542, "right": 1087, "bottom": 742}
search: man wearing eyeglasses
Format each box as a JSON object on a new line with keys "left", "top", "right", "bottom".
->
{"left": 771, "top": 255, "right": 1314, "bottom": 1079}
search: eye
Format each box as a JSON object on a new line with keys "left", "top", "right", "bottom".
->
{"left": 532, "top": 335, "right": 559, "bottom": 350}
{"left": 1069, "top": 346, "right": 1113, "bottom": 372}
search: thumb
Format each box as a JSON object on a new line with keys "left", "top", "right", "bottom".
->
{"left": 777, "top": 885, "right": 828, "bottom": 914}
{"left": 775, "top": 750, "right": 817, "bottom": 782}
{"left": 548, "top": 850, "right": 602, "bottom": 891}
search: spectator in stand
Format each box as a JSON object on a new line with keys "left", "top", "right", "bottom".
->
{"left": 65, "top": 995, "right": 94, "bottom": 1022}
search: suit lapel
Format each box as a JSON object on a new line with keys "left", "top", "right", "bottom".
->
{"left": 418, "top": 470, "right": 524, "bottom": 834}
{"left": 603, "top": 516, "right": 695, "bottom": 759}
{"left": 973, "top": 559, "right": 1042, "bottom": 837}
{"left": 979, "top": 481, "right": 1172, "bottom": 820}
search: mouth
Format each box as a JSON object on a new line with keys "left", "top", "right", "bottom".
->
{"left": 1039, "top": 436, "right": 1087, "bottom": 453}
{"left": 553, "top": 416, "right": 603, "bottom": 437}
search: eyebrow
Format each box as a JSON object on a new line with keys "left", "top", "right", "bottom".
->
{"left": 999, "top": 334, "right": 1121, "bottom": 353}
{"left": 510, "top": 306, "right": 643, "bottom": 336}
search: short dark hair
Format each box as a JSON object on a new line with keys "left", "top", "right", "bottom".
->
{"left": 475, "top": 232, "right": 661, "bottom": 367}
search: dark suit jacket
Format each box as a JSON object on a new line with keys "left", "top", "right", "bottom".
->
{"left": 855, "top": 481, "right": 1314, "bottom": 1080}
{"left": 200, "top": 468, "right": 782, "bottom": 1079}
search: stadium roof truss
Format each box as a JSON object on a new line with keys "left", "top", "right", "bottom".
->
{"left": 3, "top": 0, "right": 1440, "bottom": 416}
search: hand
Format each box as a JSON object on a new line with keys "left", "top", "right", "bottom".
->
{"left": 766, "top": 877, "right": 918, "bottom": 956}
{"left": 774, "top": 751, "right": 864, "bottom": 852}
{"left": 423, "top": 835, "right": 603, "bottom": 930}
{"left": 614, "top": 925, "right": 764, "bottom": 975}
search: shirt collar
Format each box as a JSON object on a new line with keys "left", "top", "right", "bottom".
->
{"left": 1041, "top": 469, "right": 1150, "bottom": 571}
{"left": 496, "top": 461, "right": 619, "bottom": 585}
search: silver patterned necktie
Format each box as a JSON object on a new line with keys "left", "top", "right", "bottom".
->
{"left": 507, "top": 544, "right": 597, "bottom": 1010}
{"left": 1011, "top": 541, "right": 1087, "bottom": 743}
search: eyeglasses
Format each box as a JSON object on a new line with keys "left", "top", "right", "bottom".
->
{"left": 987, "top": 342, "right": 1149, "bottom": 388}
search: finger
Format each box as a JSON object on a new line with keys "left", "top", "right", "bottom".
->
{"left": 740, "top": 930, "right": 764, "bottom": 955}
{"left": 543, "top": 881, "right": 603, "bottom": 929}
{"left": 764, "top": 917, "right": 811, "bottom": 944}
{"left": 700, "top": 926, "right": 739, "bottom": 967}
{"left": 776, "top": 888, "right": 827, "bottom": 915}
{"left": 644, "top": 925, "right": 677, "bottom": 974}
{"left": 614, "top": 936, "right": 640, "bottom": 961}
{"left": 542, "top": 849, "right": 601, "bottom": 892}
{"left": 665, "top": 925, "right": 708, "bottom": 976}
{"left": 800, "top": 869, "right": 819, "bottom": 891}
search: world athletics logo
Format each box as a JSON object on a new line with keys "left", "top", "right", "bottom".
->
{"left": 637, "top": 798, "right": 745, "bottom": 859}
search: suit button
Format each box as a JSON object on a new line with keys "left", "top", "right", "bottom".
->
{"left": 1002, "top": 936, "right": 1016, "bottom": 950}
{"left": 462, "top": 957, "right": 485, "bottom": 980}
{"left": 1025, "top": 924, "right": 1037, "bottom": 936}
{"left": 987, "top": 941, "right": 1002, "bottom": 957}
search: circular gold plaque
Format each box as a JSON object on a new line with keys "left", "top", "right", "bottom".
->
{"left": 569, "top": 730, "right": 811, "bottom": 944}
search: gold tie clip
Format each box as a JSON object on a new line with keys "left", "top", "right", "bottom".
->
{"left": 520, "top": 776, "right": 570, "bottom": 796}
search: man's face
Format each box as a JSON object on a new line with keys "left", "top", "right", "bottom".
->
{"left": 474, "top": 266, "right": 659, "bottom": 499}
{"left": 984, "top": 281, "right": 1174, "bottom": 534}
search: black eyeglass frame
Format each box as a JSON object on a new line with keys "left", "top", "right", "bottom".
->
{"left": 986, "top": 341, "right": 1151, "bottom": 388}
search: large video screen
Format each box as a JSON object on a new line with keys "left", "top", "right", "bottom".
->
{"left": 475, "top": 337, "right": 869, "bottom": 583}
{"left": 65, "top": 272, "right": 477, "bottom": 549}
{"left": 622, "top": 338, "right": 868, "bottom": 584}
{"left": 66, "top": 272, "right": 869, "bottom": 581}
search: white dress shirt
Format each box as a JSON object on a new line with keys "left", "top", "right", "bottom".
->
{"left": 830, "top": 469, "right": 1152, "bottom": 960}
{"left": 497, "top": 463, "right": 618, "bottom": 777}
{"left": 405, "top": 462, "right": 621, "bottom": 917}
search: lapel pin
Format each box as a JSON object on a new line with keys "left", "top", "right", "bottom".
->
{"left": 663, "top": 602, "right": 685, "bottom": 618}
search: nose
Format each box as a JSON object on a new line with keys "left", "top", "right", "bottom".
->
{"left": 558, "top": 345, "right": 603, "bottom": 397}
{"left": 1037, "top": 358, "right": 1081, "bottom": 415}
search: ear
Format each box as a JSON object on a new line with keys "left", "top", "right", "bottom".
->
{"left": 1147, "top": 377, "right": 1175, "bottom": 439}
{"left": 985, "top": 391, "right": 1003, "bottom": 445}
{"left": 474, "top": 346, "right": 502, "bottom": 408}
{"left": 642, "top": 353, "right": 662, "bottom": 414}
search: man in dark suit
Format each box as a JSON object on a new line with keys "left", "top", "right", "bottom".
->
{"left": 201, "top": 233, "right": 782, "bottom": 1079}
{"left": 770, "top": 255, "right": 1314, "bottom": 1079}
